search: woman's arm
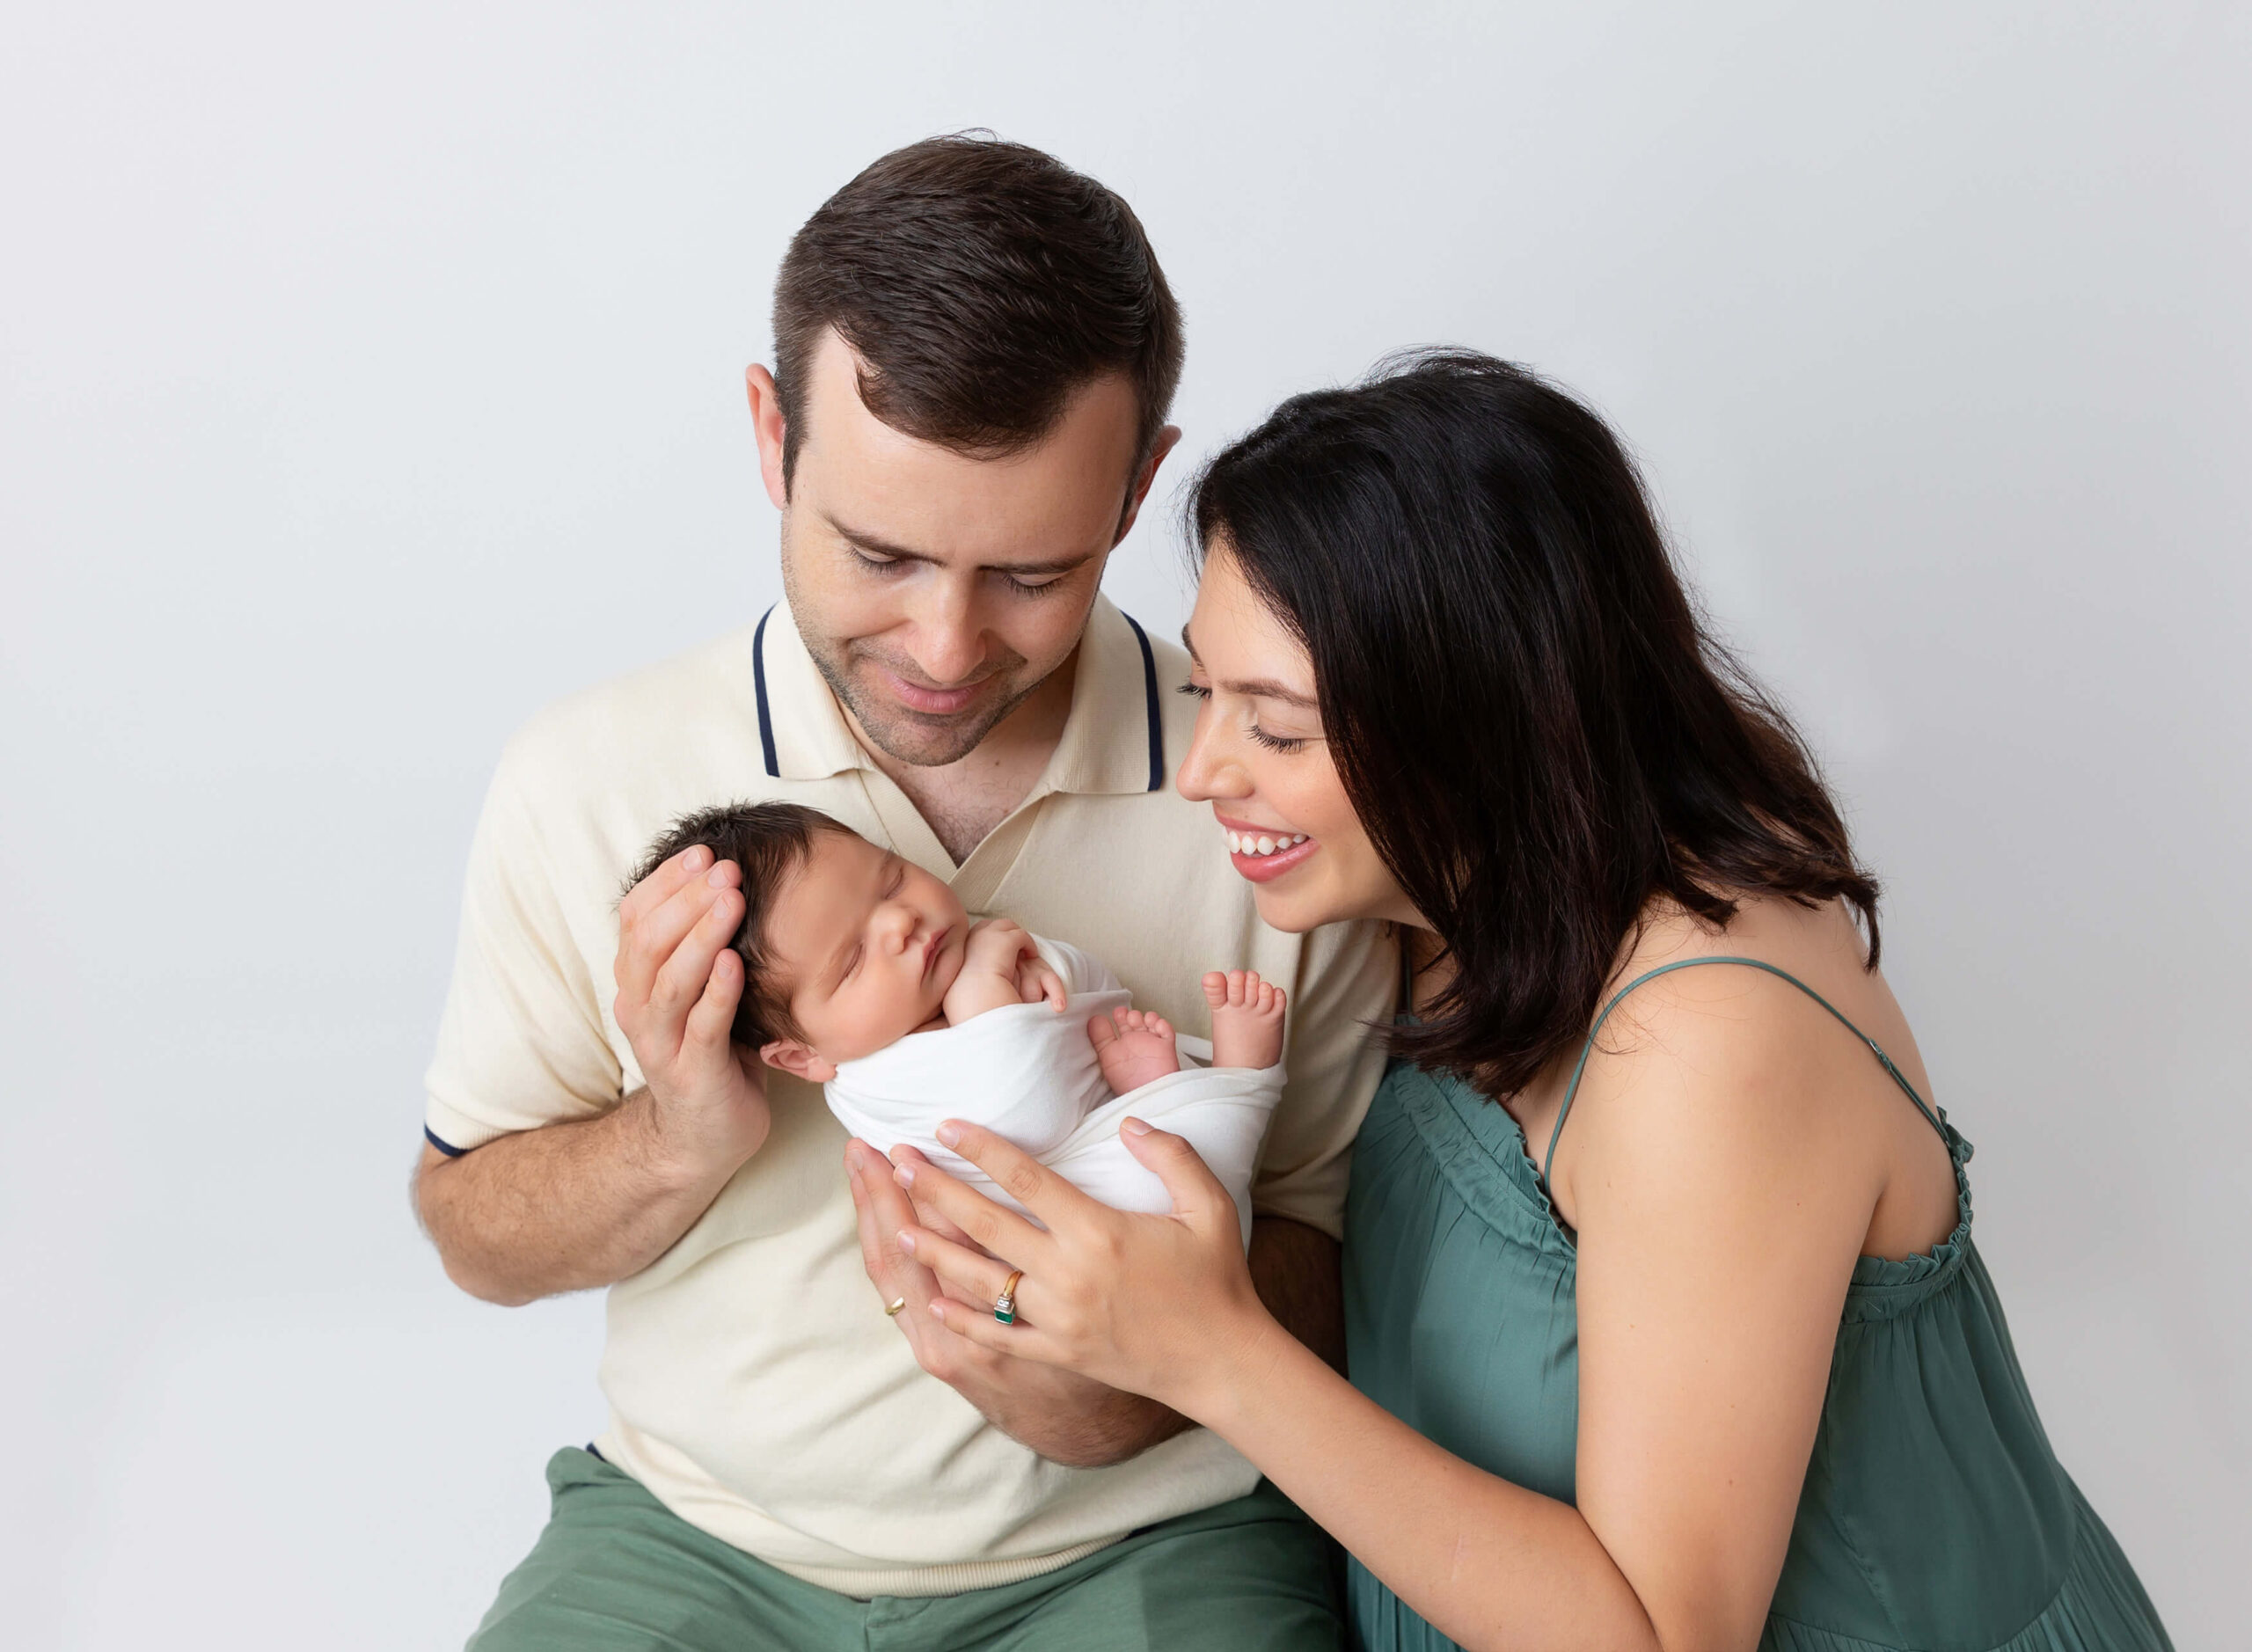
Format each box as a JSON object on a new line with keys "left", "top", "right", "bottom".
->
{"left": 898, "top": 1128, "right": 1658, "bottom": 1650}
{"left": 895, "top": 975, "right": 1881, "bottom": 1652}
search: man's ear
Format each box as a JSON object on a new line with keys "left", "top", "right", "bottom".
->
{"left": 759, "top": 1038, "right": 837, "bottom": 1085}
{"left": 745, "top": 364, "right": 790, "bottom": 511}
{"left": 1113, "top": 423, "right": 1184, "bottom": 546}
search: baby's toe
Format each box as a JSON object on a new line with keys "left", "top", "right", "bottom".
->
{"left": 1226, "top": 969, "right": 1249, "bottom": 1006}
{"left": 1201, "top": 970, "right": 1230, "bottom": 1006}
{"left": 1147, "top": 1013, "right": 1173, "bottom": 1040}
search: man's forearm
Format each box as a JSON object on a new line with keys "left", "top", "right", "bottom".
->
{"left": 1246, "top": 1212, "right": 1347, "bottom": 1375}
{"left": 414, "top": 1089, "right": 751, "bottom": 1306}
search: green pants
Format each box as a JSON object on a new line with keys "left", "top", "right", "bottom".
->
{"left": 467, "top": 1448, "right": 1343, "bottom": 1651}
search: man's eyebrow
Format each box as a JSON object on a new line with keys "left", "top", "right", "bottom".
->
{"left": 827, "top": 515, "right": 1096, "bottom": 577}
{"left": 1179, "top": 624, "right": 1318, "bottom": 709}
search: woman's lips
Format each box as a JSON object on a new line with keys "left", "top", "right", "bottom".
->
{"left": 1217, "top": 817, "right": 1319, "bottom": 883}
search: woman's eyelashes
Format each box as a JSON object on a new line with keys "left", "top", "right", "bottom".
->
{"left": 1178, "top": 682, "right": 1308, "bottom": 753}
{"left": 1247, "top": 727, "right": 1306, "bottom": 754}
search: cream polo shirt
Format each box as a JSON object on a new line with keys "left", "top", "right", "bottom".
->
{"left": 424, "top": 596, "right": 1396, "bottom": 1597}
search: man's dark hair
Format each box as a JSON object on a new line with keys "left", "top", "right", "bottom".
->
{"left": 771, "top": 133, "right": 1183, "bottom": 489}
{"left": 1191, "top": 349, "right": 1883, "bottom": 1100}
{"left": 625, "top": 801, "right": 859, "bottom": 1049}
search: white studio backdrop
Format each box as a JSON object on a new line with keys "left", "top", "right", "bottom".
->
{"left": 3, "top": 4, "right": 2244, "bottom": 1646}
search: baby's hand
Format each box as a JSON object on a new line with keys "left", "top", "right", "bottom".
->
{"left": 963, "top": 917, "right": 1035, "bottom": 976}
{"left": 1015, "top": 952, "right": 1067, "bottom": 1012}
{"left": 947, "top": 918, "right": 1057, "bottom": 1023}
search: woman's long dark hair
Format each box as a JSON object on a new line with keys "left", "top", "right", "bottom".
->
{"left": 1192, "top": 350, "right": 1881, "bottom": 1098}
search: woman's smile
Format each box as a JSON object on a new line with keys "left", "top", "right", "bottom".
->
{"left": 1215, "top": 813, "right": 1319, "bottom": 881}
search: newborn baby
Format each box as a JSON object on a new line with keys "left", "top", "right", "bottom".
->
{"left": 630, "top": 801, "right": 1289, "bottom": 1245}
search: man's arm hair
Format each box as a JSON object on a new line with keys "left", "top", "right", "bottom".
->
{"left": 413, "top": 1088, "right": 743, "bottom": 1306}
{"left": 1247, "top": 1211, "right": 1347, "bottom": 1375}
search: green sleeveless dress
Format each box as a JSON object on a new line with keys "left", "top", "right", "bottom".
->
{"left": 1342, "top": 958, "right": 2171, "bottom": 1652}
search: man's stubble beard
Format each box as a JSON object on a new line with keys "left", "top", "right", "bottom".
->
{"left": 780, "top": 550, "right": 1062, "bottom": 769}
{"left": 802, "top": 634, "right": 1051, "bottom": 769}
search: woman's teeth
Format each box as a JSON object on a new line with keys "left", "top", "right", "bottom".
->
{"left": 1227, "top": 830, "right": 1309, "bottom": 857}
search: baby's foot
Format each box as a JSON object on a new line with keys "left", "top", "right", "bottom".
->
{"left": 1204, "top": 970, "right": 1288, "bottom": 1070}
{"left": 1088, "top": 1005, "right": 1181, "bottom": 1095}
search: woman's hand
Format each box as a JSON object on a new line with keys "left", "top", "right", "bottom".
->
{"left": 889, "top": 1117, "right": 1280, "bottom": 1417}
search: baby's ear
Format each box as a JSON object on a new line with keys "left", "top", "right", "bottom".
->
{"left": 759, "top": 1039, "right": 837, "bottom": 1085}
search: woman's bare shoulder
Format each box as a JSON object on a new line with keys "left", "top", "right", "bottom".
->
{"left": 1559, "top": 896, "right": 1904, "bottom": 1181}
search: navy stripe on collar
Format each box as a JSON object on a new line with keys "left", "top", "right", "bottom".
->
{"left": 424, "top": 1124, "right": 467, "bottom": 1159}
{"left": 751, "top": 606, "right": 779, "bottom": 778}
{"left": 1121, "top": 611, "right": 1165, "bottom": 793}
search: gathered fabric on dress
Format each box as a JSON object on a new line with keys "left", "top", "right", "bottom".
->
{"left": 1342, "top": 957, "right": 2170, "bottom": 1652}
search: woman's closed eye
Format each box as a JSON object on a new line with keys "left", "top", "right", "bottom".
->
{"left": 1178, "top": 682, "right": 1311, "bottom": 753}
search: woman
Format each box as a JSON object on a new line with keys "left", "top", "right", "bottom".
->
{"left": 886, "top": 352, "right": 2171, "bottom": 1650}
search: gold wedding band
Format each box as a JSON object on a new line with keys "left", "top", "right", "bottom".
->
{"left": 993, "top": 1269, "right": 1024, "bottom": 1326}
{"left": 884, "top": 1297, "right": 908, "bottom": 1318}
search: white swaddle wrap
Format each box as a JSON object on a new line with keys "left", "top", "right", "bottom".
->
{"left": 825, "top": 937, "right": 1283, "bottom": 1248}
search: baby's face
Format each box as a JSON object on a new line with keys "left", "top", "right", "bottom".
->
{"left": 758, "top": 830, "right": 969, "bottom": 1077}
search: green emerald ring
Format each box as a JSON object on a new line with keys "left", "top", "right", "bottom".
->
{"left": 993, "top": 1269, "right": 1024, "bottom": 1325}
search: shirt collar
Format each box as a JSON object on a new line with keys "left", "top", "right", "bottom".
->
{"left": 752, "top": 596, "right": 1165, "bottom": 797}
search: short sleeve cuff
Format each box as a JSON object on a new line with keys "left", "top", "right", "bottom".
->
{"left": 423, "top": 1094, "right": 511, "bottom": 1158}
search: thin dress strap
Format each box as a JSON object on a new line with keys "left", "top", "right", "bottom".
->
{"left": 1541, "top": 955, "right": 1946, "bottom": 1189}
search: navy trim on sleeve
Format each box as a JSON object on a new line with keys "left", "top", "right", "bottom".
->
{"left": 752, "top": 605, "right": 780, "bottom": 778}
{"left": 1122, "top": 611, "right": 1165, "bottom": 793}
{"left": 423, "top": 1124, "right": 467, "bottom": 1159}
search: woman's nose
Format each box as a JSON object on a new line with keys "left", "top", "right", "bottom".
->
{"left": 1175, "top": 717, "right": 1246, "bottom": 803}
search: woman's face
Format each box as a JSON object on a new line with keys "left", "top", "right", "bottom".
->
{"left": 1175, "top": 543, "right": 1420, "bottom": 932}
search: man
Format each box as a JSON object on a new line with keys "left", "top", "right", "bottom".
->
{"left": 416, "top": 135, "right": 1394, "bottom": 1649}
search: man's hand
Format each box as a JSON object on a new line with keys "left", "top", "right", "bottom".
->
{"left": 844, "top": 1137, "right": 1185, "bottom": 1467}
{"left": 613, "top": 844, "right": 772, "bottom": 1174}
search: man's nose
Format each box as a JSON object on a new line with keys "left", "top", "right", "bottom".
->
{"left": 906, "top": 581, "right": 983, "bottom": 685}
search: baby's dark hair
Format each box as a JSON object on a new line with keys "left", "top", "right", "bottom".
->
{"left": 625, "top": 801, "right": 859, "bottom": 1049}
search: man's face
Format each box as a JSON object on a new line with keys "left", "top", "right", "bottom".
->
{"left": 757, "top": 330, "right": 1166, "bottom": 768}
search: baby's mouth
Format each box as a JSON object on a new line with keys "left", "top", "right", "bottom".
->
{"left": 920, "top": 927, "right": 950, "bottom": 980}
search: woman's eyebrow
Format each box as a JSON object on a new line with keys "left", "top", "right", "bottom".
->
{"left": 1181, "top": 625, "right": 1317, "bottom": 708}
